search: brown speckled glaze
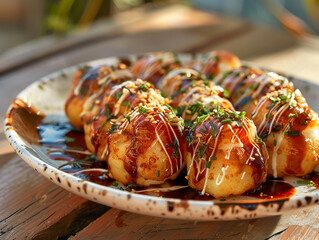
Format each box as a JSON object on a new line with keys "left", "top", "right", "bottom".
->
{"left": 4, "top": 54, "right": 319, "bottom": 220}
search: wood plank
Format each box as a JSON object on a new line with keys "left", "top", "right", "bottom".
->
{"left": 0, "top": 21, "right": 246, "bottom": 117}
{"left": 249, "top": 45, "right": 319, "bottom": 84}
{"left": 69, "top": 208, "right": 281, "bottom": 240}
{"left": 0, "top": 4, "right": 219, "bottom": 75}
{"left": 0, "top": 150, "right": 108, "bottom": 239}
{"left": 200, "top": 25, "right": 298, "bottom": 60}
{"left": 70, "top": 205, "right": 319, "bottom": 239}
{"left": 0, "top": 140, "right": 14, "bottom": 156}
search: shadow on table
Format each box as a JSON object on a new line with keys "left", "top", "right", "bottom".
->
{"left": 68, "top": 208, "right": 284, "bottom": 240}
{"left": 107, "top": 211, "right": 282, "bottom": 240}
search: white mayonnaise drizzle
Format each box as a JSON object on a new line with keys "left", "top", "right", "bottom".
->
{"left": 105, "top": 81, "right": 134, "bottom": 104}
{"left": 251, "top": 75, "right": 271, "bottom": 99}
{"left": 74, "top": 80, "right": 84, "bottom": 96}
{"left": 200, "top": 124, "right": 224, "bottom": 195}
{"left": 233, "top": 75, "right": 265, "bottom": 107}
{"left": 161, "top": 114, "right": 183, "bottom": 168}
{"left": 242, "top": 120, "right": 262, "bottom": 157}
{"left": 202, "top": 95, "right": 234, "bottom": 111}
{"left": 71, "top": 168, "right": 109, "bottom": 174}
{"left": 165, "top": 68, "right": 199, "bottom": 79}
{"left": 272, "top": 123, "right": 290, "bottom": 178}
{"left": 241, "top": 171, "right": 246, "bottom": 180}
{"left": 160, "top": 68, "right": 200, "bottom": 98}
{"left": 179, "top": 87, "right": 204, "bottom": 106}
{"left": 141, "top": 53, "right": 175, "bottom": 81}
{"left": 255, "top": 92, "right": 295, "bottom": 136}
{"left": 225, "top": 126, "right": 240, "bottom": 160}
{"left": 74, "top": 65, "right": 105, "bottom": 95}
{"left": 225, "top": 74, "right": 245, "bottom": 95}
{"left": 187, "top": 140, "right": 201, "bottom": 176}
{"left": 251, "top": 95, "right": 267, "bottom": 118}
{"left": 155, "top": 125, "right": 174, "bottom": 175}
{"left": 215, "top": 165, "right": 229, "bottom": 186}
{"left": 113, "top": 91, "right": 130, "bottom": 116}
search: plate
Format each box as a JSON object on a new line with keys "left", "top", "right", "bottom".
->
{"left": 4, "top": 54, "right": 319, "bottom": 221}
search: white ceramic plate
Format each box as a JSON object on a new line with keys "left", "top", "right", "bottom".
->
{"left": 5, "top": 54, "right": 319, "bottom": 220}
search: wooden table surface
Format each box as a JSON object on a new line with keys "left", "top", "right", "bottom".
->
{"left": 1, "top": 5, "right": 319, "bottom": 240}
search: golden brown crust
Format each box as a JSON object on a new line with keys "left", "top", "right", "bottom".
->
{"left": 213, "top": 59, "right": 319, "bottom": 177}
{"left": 64, "top": 50, "right": 319, "bottom": 198}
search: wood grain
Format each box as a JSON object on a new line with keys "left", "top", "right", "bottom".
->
{"left": 69, "top": 206, "right": 319, "bottom": 239}
{"left": 69, "top": 209, "right": 280, "bottom": 240}
{"left": 0, "top": 150, "right": 108, "bottom": 239}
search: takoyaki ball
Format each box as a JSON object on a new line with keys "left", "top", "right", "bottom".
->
{"left": 131, "top": 52, "right": 182, "bottom": 86}
{"left": 65, "top": 63, "right": 133, "bottom": 128}
{"left": 106, "top": 105, "right": 185, "bottom": 186}
{"left": 82, "top": 80, "right": 167, "bottom": 154}
{"left": 190, "top": 50, "right": 241, "bottom": 79}
{"left": 249, "top": 88, "right": 319, "bottom": 177}
{"left": 170, "top": 81, "right": 234, "bottom": 122}
{"left": 157, "top": 68, "right": 203, "bottom": 99}
{"left": 186, "top": 113, "right": 267, "bottom": 198}
{"left": 214, "top": 67, "right": 294, "bottom": 110}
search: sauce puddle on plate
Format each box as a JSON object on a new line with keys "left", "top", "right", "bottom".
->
{"left": 37, "top": 121, "right": 297, "bottom": 201}
{"left": 7, "top": 100, "right": 300, "bottom": 201}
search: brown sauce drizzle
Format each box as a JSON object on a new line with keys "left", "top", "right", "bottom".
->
{"left": 246, "top": 180, "right": 295, "bottom": 199}
{"left": 7, "top": 56, "right": 318, "bottom": 205}
{"left": 38, "top": 123, "right": 88, "bottom": 162}
{"left": 118, "top": 57, "right": 132, "bottom": 67}
{"left": 121, "top": 112, "right": 182, "bottom": 179}
{"left": 6, "top": 99, "right": 45, "bottom": 144}
{"left": 7, "top": 99, "right": 300, "bottom": 202}
{"left": 284, "top": 128, "right": 307, "bottom": 175}
{"left": 219, "top": 68, "right": 313, "bottom": 177}
{"left": 188, "top": 117, "right": 266, "bottom": 188}
{"left": 32, "top": 116, "right": 295, "bottom": 201}
{"left": 301, "top": 173, "right": 319, "bottom": 189}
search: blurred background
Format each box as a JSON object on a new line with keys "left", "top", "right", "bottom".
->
{"left": 1, "top": 0, "right": 319, "bottom": 55}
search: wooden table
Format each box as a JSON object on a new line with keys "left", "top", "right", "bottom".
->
{"left": 1, "top": 5, "right": 319, "bottom": 240}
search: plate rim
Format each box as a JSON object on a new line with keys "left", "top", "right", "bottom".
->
{"left": 4, "top": 53, "right": 319, "bottom": 220}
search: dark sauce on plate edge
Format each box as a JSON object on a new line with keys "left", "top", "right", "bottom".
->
{"left": 8, "top": 100, "right": 319, "bottom": 201}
